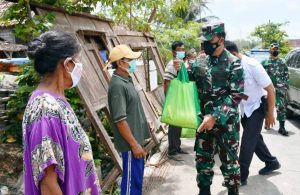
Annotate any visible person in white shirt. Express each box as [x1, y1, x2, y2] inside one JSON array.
[[163, 41, 188, 157], [225, 41, 281, 186]]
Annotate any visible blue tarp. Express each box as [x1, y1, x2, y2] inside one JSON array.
[[99, 50, 108, 63], [0, 58, 31, 65]]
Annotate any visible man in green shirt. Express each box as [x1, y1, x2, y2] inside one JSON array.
[[106, 44, 151, 195]]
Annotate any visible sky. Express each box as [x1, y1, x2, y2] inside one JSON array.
[[202, 0, 300, 40]]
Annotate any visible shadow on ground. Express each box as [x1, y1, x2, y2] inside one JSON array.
[[288, 115, 300, 129], [262, 128, 296, 136]]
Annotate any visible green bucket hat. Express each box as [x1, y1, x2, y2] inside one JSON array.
[[200, 22, 225, 41]]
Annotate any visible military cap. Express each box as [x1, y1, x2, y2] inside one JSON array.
[[200, 22, 225, 41], [270, 43, 279, 49]]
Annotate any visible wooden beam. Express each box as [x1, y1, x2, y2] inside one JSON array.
[[3, 51, 12, 58], [129, 42, 157, 48], [89, 38, 111, 82], [100, 166, 121, 191], [77, 29, 114, 36], [114, 30, 144, 37], [76, 92, 122, 171]]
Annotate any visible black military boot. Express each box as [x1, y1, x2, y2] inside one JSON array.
[[199, 186, 211, 195], [228, 187, 239, 195], [278, 121, 288, 136]]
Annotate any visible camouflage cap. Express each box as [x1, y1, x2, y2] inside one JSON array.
[[270, 43, 279, 49], [200, 22, 225, 41]]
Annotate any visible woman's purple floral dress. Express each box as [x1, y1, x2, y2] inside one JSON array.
[[23, 90, 101, 194]]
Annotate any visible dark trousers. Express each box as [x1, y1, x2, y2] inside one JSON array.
[[239, 98, 277, 181], [168, 125, 182, 153]]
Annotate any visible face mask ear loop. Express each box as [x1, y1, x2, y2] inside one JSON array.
[[64, 57, 73, 73]]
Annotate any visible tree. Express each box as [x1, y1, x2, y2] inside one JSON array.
[[233, 38, 260, 53], [251, 21, 291, 55], [154, 21, 201, 62], [95, 0, 208, 62], [183, 0, 211, 22]]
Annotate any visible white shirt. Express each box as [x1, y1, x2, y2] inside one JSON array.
[[163, 60, 189, 80], [240, 54, 272, 117]]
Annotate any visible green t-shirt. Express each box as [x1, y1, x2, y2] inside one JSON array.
[[108, 71, 150, 152]]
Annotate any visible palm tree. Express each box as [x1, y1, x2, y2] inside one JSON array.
[[184, 0, 212, 22]]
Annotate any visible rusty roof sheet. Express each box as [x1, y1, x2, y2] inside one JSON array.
[[0, 41, 27, 52]]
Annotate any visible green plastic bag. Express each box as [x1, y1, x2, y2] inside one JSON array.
[[161, 63, 201, 129], [181, 128, 196, 138]]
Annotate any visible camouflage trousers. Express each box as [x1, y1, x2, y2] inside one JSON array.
[[194, 122, 240, 189], [276, 89, 288, 121]]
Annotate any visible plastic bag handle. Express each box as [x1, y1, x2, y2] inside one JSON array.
[[177, 62, 189, 82]]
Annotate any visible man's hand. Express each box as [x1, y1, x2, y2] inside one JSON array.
[[131, 144, 146, 159], [148, 120, 154, 132], [197, 114, 216, 132], [173, 58, 181, 71], [265, 113, 275, 129], [40, 165, 63, 195]]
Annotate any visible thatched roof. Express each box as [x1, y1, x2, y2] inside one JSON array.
[[0, 41, 27, 52]]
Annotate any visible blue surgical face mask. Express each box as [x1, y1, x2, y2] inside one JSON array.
[[120, 59, 137, 73], [128, 60, 137, 73], [176, 51, 185, 59]]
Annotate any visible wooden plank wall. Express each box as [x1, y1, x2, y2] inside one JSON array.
[[34, 4, 167, 191]]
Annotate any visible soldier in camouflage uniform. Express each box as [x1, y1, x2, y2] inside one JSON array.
[[190, 23, 244, 195], [261, 43, 290, 136]]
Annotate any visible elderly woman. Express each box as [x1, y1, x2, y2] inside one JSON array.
[[23, 31, 101, 194]]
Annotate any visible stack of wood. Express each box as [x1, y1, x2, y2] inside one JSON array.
[[0, 89, 14, 130], [0, 74, 17, 135], [0, 41, 27, 59]]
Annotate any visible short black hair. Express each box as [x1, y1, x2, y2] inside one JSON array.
[[217, 32, 226, 39], [225, 41, 239, 53], [171, 41, 184, 51], [111, 61, 118, 69], [27, 31, 81, 75], [111, 57, 125, 69]]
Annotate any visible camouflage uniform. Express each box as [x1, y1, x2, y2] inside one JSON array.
[[190, 23, 245, 191], [262, 56, 289, 122]]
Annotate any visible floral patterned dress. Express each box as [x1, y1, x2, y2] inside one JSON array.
[[23, 89, 101, 195]]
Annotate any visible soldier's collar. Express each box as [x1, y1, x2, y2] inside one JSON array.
[[210, 50, 227, 64]]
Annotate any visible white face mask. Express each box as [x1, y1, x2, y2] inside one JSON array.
[[65, 60, 83, 88]]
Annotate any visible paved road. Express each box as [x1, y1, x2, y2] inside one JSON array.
[[144, 116, 300, 195]]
